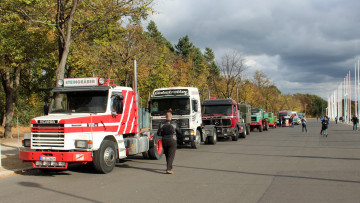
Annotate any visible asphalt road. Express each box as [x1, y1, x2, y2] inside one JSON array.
[[1, 119, 360, 203]]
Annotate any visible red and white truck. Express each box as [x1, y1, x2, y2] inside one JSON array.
[[20, 77, 163, 173], [202, 98, 246, 141]]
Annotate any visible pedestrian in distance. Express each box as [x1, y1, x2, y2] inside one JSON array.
[[301, 116, 307, 133], [289, 117, 293, 128], [351, 114, 358, 131], [335, 116, 338, 124], [157, 110, 183, 174], [279, 118, 282, 127], [321, 116, 329, 137]]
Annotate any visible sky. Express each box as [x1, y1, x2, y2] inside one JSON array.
[[147, 0, 360, 99]]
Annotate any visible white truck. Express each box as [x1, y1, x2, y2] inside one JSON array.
[[149, 87, 216, 148]]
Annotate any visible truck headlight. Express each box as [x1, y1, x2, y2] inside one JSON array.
[[75, 140, 90, 148], [22, 139, 31, 147], [183, 131, 190, 136]]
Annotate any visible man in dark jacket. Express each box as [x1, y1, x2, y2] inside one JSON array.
[[157, 111, 183, 174], [352, 115, 358, 131]]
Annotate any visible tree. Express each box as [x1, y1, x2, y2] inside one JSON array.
[[0, 0, 55, 137], [216, 50, 248, 98], [146, 20, 174, 51], [175, 35, 194, 60]]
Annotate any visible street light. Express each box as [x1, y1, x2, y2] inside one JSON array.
[[305, 104, 307, 117]]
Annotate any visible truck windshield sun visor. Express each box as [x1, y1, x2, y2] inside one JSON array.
[[51, 86, 110, 93]]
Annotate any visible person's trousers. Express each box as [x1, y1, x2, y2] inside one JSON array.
[[302, 124, 307, 133], [353, 123, 358, 131], [162, 137, 177, 171]]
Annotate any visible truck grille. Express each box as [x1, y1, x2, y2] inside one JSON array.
[[31, 124, 65, 148], [203, 119, 231, 126], [152, 119, 189, 130]]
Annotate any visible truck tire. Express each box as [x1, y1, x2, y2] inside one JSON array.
[[207, 129, 217, 145], [232, 128, 239, 141], [148, 135, 163, 160], [239, 126, 246, 138], [93, 140, 117, 174], [246, 125, 250, 135], [191, 130, 201, 148]]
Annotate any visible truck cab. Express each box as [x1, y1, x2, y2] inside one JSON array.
[[202, 98, 245, 141], [265, 112, 277, 128], [238, 103, 251, 136], [149, 87, 216, 148], [250, 108, 267, 132]]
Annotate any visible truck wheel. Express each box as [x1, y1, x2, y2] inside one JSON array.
[[232, 128, 239, 141], [93, 140, 117, 174], [191, 130, 201, 148], [148, 135, 163, 160], [246, 125, 250, 135], [207, 129, 217, 145], [240, 126, 246, 138]]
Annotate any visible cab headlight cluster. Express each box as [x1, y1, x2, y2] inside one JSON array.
[[75, 140, 93, 149], [22, 139, 31, 147], [183, 130, 190, 136]]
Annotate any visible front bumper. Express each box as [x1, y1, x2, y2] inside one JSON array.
[[215, 127, 235, 137], [178, 135, 195, 144], [20, 150, 93, 169]]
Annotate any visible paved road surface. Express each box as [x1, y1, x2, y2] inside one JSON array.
[[1, 119, 360, 203]]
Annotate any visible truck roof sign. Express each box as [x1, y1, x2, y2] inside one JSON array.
[[153, 89, 189, 97], [64, 77, 98, 87]]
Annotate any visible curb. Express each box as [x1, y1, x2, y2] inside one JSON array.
[[0, 167, 33, 178]]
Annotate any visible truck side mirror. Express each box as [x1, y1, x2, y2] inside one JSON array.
[[148, 101, 151, 113]]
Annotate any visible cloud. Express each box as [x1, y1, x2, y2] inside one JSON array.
[[149, 0, 360, 99]]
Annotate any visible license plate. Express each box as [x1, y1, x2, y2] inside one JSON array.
[[184, 137, 189, 140], [40, 156, 56, 161]]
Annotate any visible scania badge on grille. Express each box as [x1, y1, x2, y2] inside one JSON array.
[[38, 120, 58, 124]]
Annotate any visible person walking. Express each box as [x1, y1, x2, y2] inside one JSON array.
[[335, 116, 338, 124], [157, 111, 182, 174], [289, 117, 293, 128], [301, 116, 307, 133], [351, 114, 358, 131], [321, 116, 329, 137], [279, 118, 282, 127]]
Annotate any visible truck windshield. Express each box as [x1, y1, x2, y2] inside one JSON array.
[[151, 98, 190, 115], [251, 109, 261, 115], [203, 105, 232, 115], [49, 91, 108, 113]]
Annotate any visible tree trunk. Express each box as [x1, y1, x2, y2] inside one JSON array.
[[2, 67, 20, 138]]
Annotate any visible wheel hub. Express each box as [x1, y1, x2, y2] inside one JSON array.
[[104, 147, 115, 167]]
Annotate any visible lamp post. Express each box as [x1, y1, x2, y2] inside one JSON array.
[[305, 104, 307, 117]]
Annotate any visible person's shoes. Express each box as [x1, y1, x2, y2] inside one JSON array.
[[326, 134, 328, 137], [166, 170, 174, 174]]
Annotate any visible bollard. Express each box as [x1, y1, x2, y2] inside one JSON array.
[[17, 115, 20, 148]]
